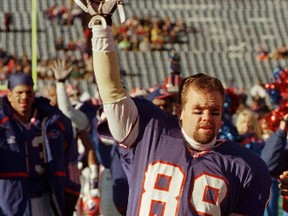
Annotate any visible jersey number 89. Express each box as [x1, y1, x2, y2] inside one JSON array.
[[138, 161, 228, 216]]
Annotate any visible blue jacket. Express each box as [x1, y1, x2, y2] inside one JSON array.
[[261, 129, 288, 177], [0, 96, 80, 215]]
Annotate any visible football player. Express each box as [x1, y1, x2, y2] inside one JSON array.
[[76, 0, 271, 215], [49, 60, 100, 215], [0, 73, 80, 215]]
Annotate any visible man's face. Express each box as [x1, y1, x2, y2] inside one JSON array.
[[48, 86, 57, 106], [180, 88, 223, 144], [8, 84, 35, 117]]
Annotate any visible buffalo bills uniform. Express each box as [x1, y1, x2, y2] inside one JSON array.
[[0, 96, 80, 215], [81, 2, 271, 214], [98, 98, 271, 216]]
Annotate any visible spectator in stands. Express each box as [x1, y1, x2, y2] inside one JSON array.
[[271, 45, 288, 60], [130, 35, 139, 51], [61, 10, 73, 25], [2, 12, 12, 32], [0, 60, 5, 80], [146, 87, 177, 116], [44, 4, 57, 21], [235, 109, 263, 147], [55, 36, 65, 51], [82, 52, 93, 73], [138, 36, 151, 52], [0, 47, 10, 65], [169, 49, 181, 75], [36, 59, 50, 80], [150, 22, 164, 50], [236, 107, 288, 215], [250, 82, 271, 118], [135, 24, 148, 38], [174, 18, 187, 35], [257, 47, 270, 60], [118, 35, 131, 51], [70, 3, 83, 19], [6, 56, 22, 74], [237, 87, 249, 112]]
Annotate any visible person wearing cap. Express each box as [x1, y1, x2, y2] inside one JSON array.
[[0, 72, 80, 215], [146, 87, 177, 116], [78, 1, 271, 215]]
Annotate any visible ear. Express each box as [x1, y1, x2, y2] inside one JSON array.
[[7, 91, 12, 102], [176, 104, 182, 120]]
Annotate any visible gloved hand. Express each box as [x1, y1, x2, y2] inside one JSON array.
[[50, 59, 72, 82], [74, 0, 125, 28]]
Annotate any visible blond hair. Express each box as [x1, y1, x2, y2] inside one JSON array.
[[236, 108, 262, 140]]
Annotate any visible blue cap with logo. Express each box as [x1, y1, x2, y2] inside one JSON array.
[[7, 73, 34, 90]]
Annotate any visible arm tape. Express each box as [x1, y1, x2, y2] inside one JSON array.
[[93, 51, 127, 103]]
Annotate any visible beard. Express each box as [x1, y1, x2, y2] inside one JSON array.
[[193, 126, 216, 144]]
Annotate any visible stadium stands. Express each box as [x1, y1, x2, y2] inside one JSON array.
[[0, 0, 287, 92]]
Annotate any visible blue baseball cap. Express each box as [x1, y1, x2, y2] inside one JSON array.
[[7, 73, 34, 90], [146, 87, 175, 101]]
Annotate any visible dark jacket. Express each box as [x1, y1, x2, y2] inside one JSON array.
[[0, 96, 80, 215], [261, 129, 288, 177]]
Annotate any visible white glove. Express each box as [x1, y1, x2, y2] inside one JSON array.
[[74, 0, 125, 29]]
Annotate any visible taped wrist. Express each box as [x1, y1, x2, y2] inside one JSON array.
[[94, 14, 112, 26], [92, 25, 114, 52], [93, 51, 127, 103]]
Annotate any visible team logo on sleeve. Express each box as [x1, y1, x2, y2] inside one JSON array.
[[69, 162, 81, 184], [47, 130, 61, 139], [7, 135, 16, 144]]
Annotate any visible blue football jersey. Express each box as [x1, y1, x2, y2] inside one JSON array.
[[99, 98, 271, 216]]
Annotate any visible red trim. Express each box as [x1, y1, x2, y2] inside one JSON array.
[[0, 116, 9, 125], [56, 120, 65, 130], [65, 188, 80, 195], [0, 172, 29, 177], [54, 171, 66, 176], [64, 141, 68, 150]]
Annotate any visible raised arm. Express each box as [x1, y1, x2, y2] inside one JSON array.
[[50, 60, 99, 191], [78, 0, 139, 146], [50, 60, 90, 131]]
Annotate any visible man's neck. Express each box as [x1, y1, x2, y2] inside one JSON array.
[[13, 108, 35, 125], [181, 128, 216, 151]]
